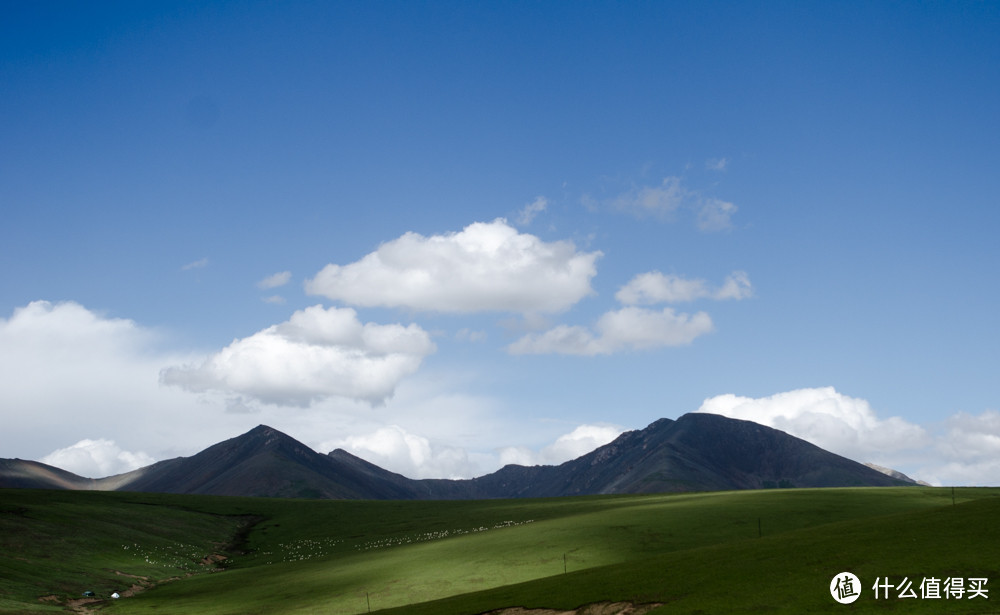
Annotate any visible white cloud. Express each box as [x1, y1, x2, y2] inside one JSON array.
[[160, 305, 435, 406], [333, 425, 476, 479], [261, 295, 286, 304], [305, 219, 601, 314], [697, 387, 930, 469], [0, 300, 220, 463], [41, 439, 155, 478], [181, 257, 209, 270], [499, 424, 623, 466], [612, 177, 686, 219], [616, 270, 752, 305], [919, 411, 1000, 486], [516, 196, 548, 226], [257, 271, 292, 289], [508, 306, 713, 355], [696, 198, 737, 232]]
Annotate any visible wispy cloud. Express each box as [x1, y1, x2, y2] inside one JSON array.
[[616, 271, 752, 305], [507, 306, 713, 355], [706, 157, 729, 171], [604, 175, 738, 232], [611, 177, 686, 220], [257, 271, 292, 289], [181, 257, 209, 271], [516, 196, 548, 226], [696, 198, 737, 232]]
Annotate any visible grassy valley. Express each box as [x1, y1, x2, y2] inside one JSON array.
[[1, 487, 998, 614]]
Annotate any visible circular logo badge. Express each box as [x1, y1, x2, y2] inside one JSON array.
[[830, 572, 862, 604]]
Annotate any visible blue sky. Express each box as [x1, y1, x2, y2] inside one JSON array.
[[2, 1, 999, 485]]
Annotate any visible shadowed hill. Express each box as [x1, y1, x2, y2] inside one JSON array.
[[1, 414, 913, 498], [120, 425, 420, 499]]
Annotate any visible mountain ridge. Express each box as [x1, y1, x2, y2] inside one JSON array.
[[0, 413, 915, 498]]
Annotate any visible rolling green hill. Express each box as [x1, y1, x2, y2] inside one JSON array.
[[2, 487, 998, 614]]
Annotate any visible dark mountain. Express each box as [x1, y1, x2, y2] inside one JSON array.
[[1, 414, 912, 498], [408, 413, 908, 498], [120, 425, 421, 499]]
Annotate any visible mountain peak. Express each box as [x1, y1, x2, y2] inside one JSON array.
[[246, 424, 281, 436], [237, 425, 300, 448]]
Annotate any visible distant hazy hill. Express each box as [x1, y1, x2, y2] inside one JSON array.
[[0, 413, 913, 498]]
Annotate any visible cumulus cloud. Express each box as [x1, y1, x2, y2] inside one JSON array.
[[41, 439, 155, 478], [498, 424, 623, 466], [160, 305, 435, 406], [508, 306, 713, 355], [257, 271, 291, 289], [333, 425, 476, 479], [516, 196, 548, 226], [920, 411, 1000, 486], [616, 270, 752, 305], [305, 219, 601, 314], [0, 300, 220, 463], [0, 301, 161, 415], [1, 301, 153, 358], [697, 387, 930, 466]]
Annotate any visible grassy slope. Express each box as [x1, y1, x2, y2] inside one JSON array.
[[385, 489, 1000, 614], [2, 487, 998, 614], [0, 490, 252, 614]]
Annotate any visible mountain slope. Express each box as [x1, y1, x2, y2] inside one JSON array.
[[1, 414, 911, 498], [415, 413, 907, 498], [0, 458, 97, 490], [121, 425, 422, 499]]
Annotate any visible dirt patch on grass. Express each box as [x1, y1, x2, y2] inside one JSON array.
[[201, 553, 229, 566], [38, 594, 100, 615], [483, 601, 662, 615], [64, 597, 101, 615]]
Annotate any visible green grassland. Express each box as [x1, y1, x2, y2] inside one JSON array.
[[2, 487, 998, 614]]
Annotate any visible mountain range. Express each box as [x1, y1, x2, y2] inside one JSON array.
[[0, 413, 915, 498]]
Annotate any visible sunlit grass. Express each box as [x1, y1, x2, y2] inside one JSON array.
[[2, 487, 996, 614]]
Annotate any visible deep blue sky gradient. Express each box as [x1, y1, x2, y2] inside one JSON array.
[[2, 1, 998, 482]]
